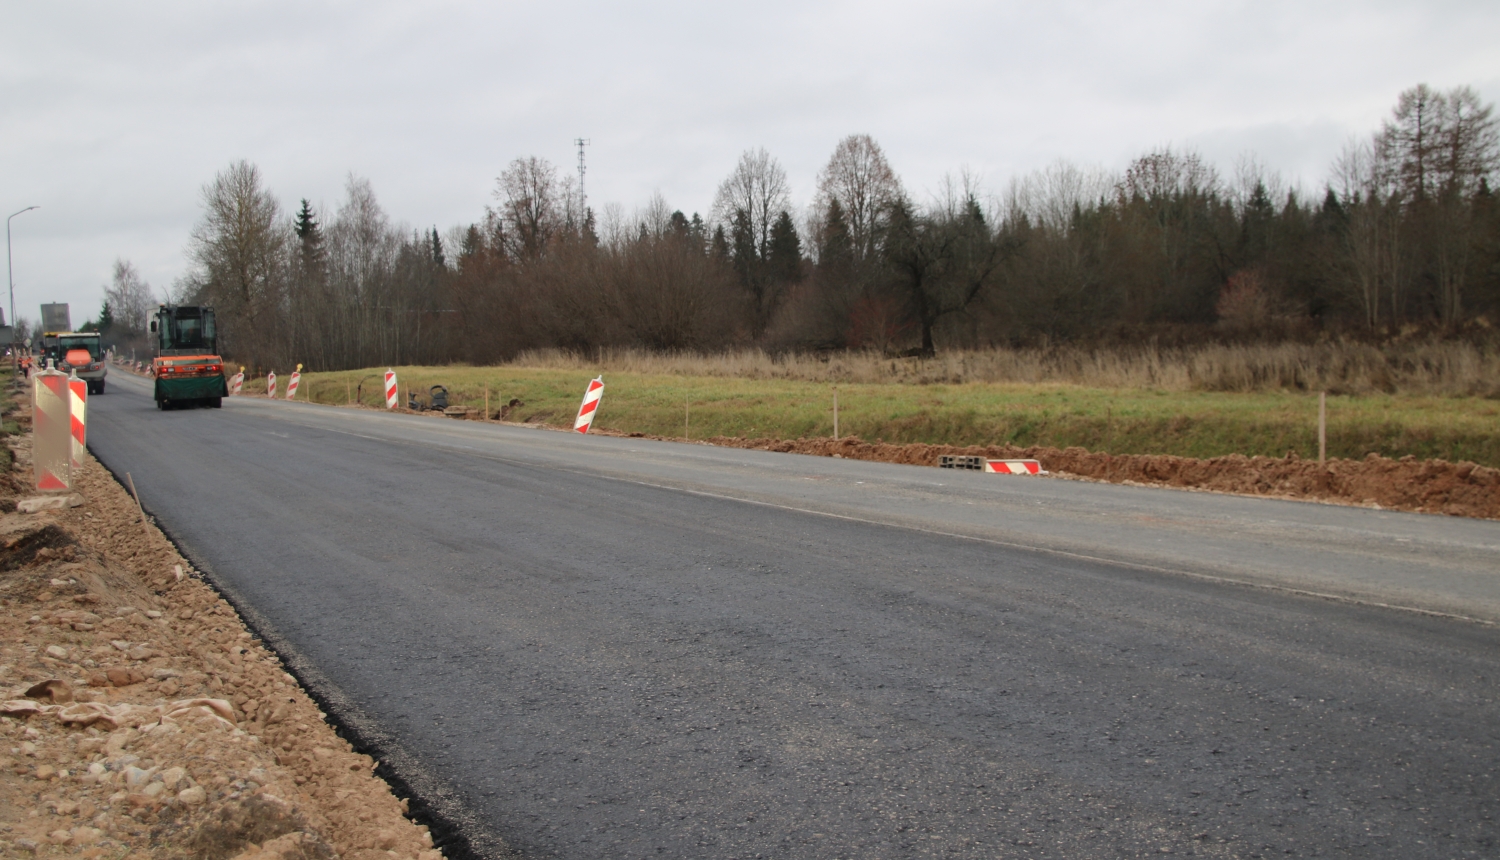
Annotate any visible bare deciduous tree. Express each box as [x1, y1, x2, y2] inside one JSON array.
[[497, 157, 564, 260], [711, 147, 790, 258], [183, 160, 288, 367], [103, 259, 157, 343], [1119, 147, 1220, 202], [815, 134, 902, 261], [1003, 159, 1113, 233]]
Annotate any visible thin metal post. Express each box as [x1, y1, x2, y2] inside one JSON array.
[[7, 206, 40, 373], [1318, 391, 1327, 466]]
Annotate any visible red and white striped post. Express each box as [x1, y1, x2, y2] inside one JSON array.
[[266, 371, 278, 399], [68, 371, 87, 473], [286, 363, 302, 400], [384, 369, 398, 409], [573, 376, 604, 434], [230, 367, 244, 395], [31, 366, 71, 491]]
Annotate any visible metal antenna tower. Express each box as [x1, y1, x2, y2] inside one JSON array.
[[574, 138, 591, 212]]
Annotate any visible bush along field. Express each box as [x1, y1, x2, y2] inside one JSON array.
[[280, 364, 1500, 470]]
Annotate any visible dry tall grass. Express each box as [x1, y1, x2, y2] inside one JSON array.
[[506, 340, 1500, 395]]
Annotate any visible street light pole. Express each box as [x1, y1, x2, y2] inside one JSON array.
[[7, 205, 40, 357], [6, 205, 39, 373]]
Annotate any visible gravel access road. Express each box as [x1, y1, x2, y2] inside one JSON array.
[[88, 371, 1500, 859]]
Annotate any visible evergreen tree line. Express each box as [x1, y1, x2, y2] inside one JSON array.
[[156, 83, 1500, 371]]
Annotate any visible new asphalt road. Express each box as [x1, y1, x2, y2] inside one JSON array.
[[88, 371, 1500, 859]]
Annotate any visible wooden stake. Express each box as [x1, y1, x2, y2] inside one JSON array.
[[685, 394, 690, 440], [833, 387, 839, 440], [126, 472, 151, 538], [1318, 391, 1327, 466], [484, 384, 490, 420]]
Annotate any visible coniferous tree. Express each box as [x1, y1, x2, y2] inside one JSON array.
[[768, 211, 803, 286], [710, 225, 730, 263], [819, 199, 854, 269], [294, 199, 324, 271]]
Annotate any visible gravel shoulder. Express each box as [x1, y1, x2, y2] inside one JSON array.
[[0, 383, 449, 859]]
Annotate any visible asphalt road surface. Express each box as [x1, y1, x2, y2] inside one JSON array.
[[87, 371, 1500, 859]]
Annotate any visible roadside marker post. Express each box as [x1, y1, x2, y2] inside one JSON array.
[[267, 372, 277, 399], [573, 376, 604, 434], [1318, 391, 1327, 466], [68, 371, 87, 473], [31, 365, 71, 491], [384, 370, 398, 409], [230, 367, 245, 396], [286, 364, 302, 400]]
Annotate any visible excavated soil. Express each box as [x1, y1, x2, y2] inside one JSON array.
[[686, 436, 1500, 520], [0, 387, 446, 859]]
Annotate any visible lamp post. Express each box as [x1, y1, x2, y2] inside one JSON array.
[[7, 205, 40, 368]]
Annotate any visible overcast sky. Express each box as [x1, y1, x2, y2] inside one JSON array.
[[2, 0, 1497, 328]]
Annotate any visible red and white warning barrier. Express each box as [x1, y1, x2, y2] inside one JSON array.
[[31, 367, 71, 491], [68, 372, 87, 473], [985, 459, 1045, 475], [573, 376, 604, 434], [230, 370, 244, 395], [286, 364, 302, 400], [384, 369, 398, 409], [267, 371, 277, 399]]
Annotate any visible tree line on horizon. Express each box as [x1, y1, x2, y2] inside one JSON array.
[[96, 83, 1500, 371]]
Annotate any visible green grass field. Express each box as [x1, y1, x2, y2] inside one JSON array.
[[288, 365, 1500, 467]]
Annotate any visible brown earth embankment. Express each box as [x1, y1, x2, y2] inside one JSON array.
[[694, 435, 1500, 520]]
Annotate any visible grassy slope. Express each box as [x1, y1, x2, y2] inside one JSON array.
[[292, 366, 1500, 467]]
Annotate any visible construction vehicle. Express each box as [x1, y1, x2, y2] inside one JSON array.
[[39, 331, 108, 393], [149, 304, 227, 409]]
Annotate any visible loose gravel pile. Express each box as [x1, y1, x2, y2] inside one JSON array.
[[0, 388, 445, 859]]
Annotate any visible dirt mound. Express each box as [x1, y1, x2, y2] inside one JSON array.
[[0, 387, 446, 859], [699, 435, 1500, 520]]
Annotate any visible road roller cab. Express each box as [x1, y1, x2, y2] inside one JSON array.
[[150, 304, 228, 410]]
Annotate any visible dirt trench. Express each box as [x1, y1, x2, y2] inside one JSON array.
[[0, 387, 455, 859], [683, 435, 1500, 520]]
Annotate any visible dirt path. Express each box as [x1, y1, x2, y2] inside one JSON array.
[[0, 385, 449, 859]]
